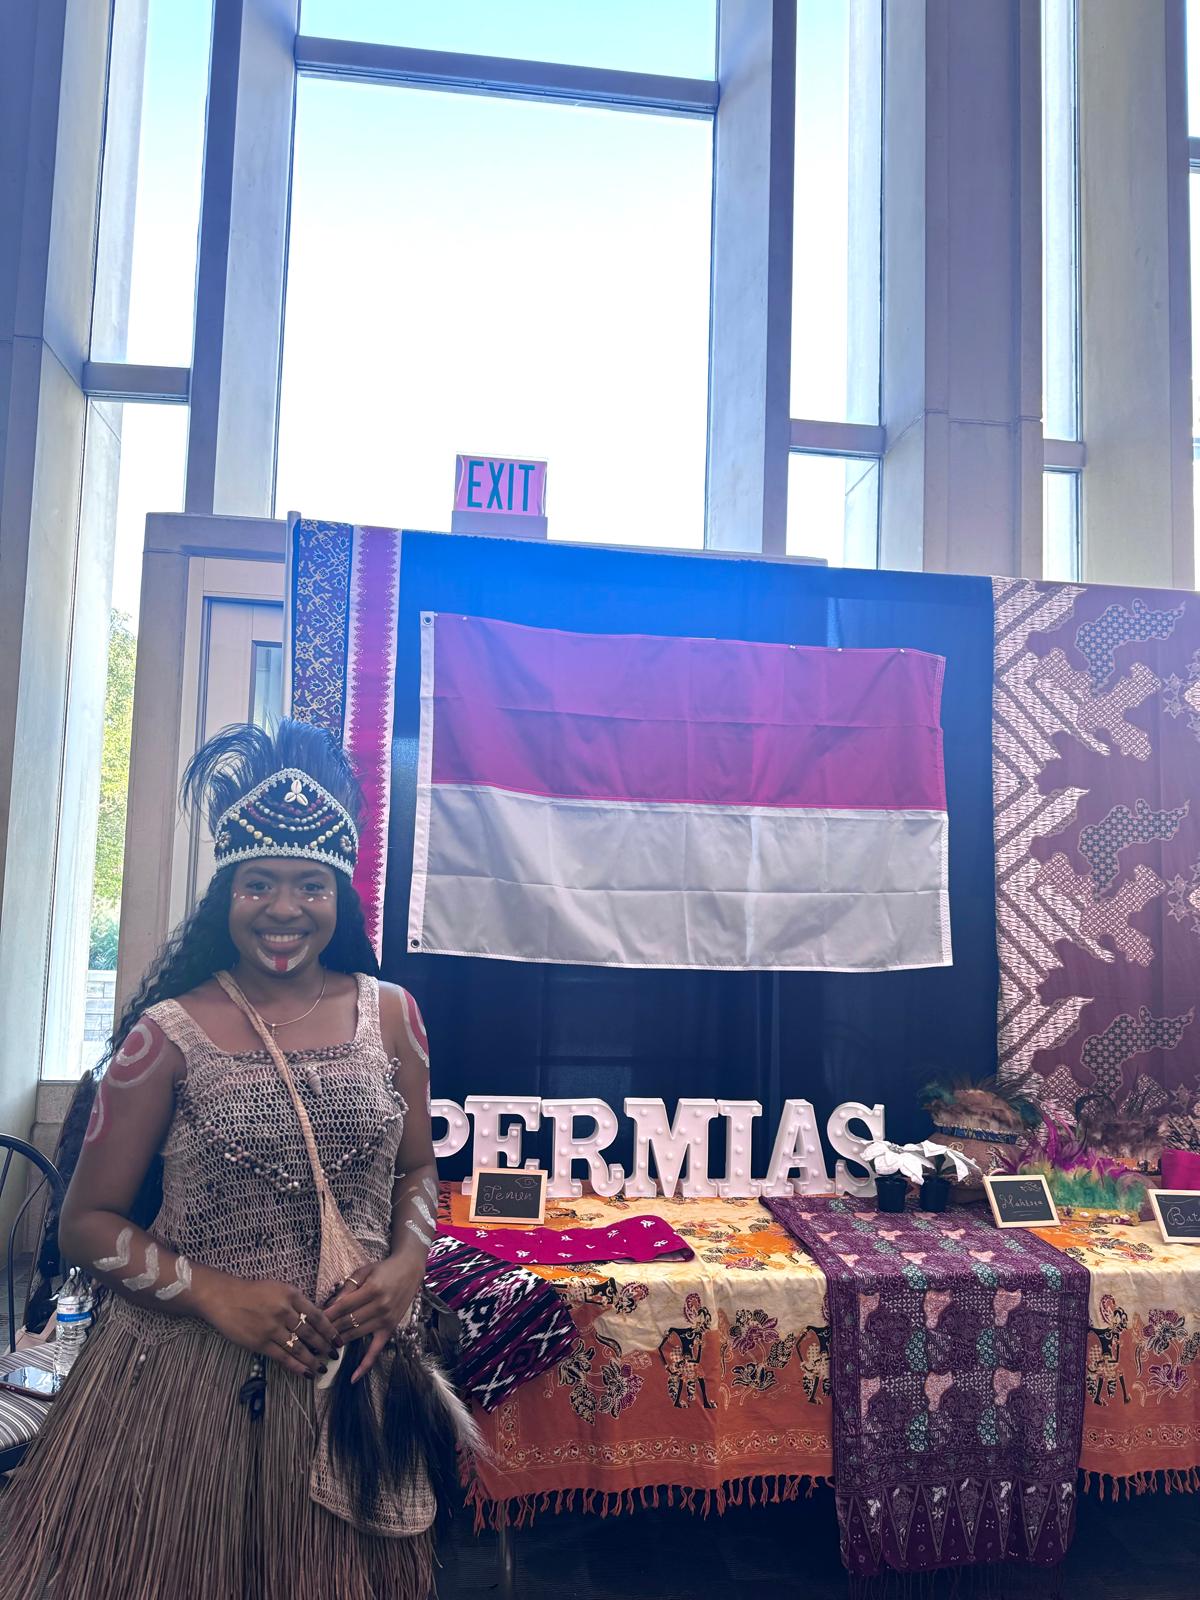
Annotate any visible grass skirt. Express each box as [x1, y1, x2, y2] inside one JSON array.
[[0, 1308, 434, 1600]]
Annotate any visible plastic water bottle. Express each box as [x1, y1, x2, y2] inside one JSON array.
[[54, 1269, 93, 1380]]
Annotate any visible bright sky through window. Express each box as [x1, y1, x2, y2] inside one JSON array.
[[300, 0, 717, 78], [276, 81, 713, 547], [92, 0, 211, 365]]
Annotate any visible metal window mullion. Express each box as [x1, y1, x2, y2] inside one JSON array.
[[789, 420, 886, 458], [1042, 437, 1086, 470], [82, 362, 190, 402], [1168, 2, 1195, 587], [294, 36, 719, 116], [187, 0, 300, 520]]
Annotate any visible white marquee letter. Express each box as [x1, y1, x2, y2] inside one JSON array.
[[541, 1099, 624, 1199], [462, 1096, 542, 1195], [717, 1100, 762, 1198], [623, 1098, 719, 1199], [430, 1099, 470, 1164], [827, 1100, 885, 1197], [759, 1099, 829, 1196]]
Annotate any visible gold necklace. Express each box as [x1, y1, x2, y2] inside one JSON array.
[[259, 971, 328, 1036]]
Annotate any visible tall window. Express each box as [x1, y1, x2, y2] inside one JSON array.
[[47, 405, 190, 1076], [277, 82, 713, 548], [43, 1, 211, 1077], [1042, 0, 1083, 581], [787, 0, 883, 568]]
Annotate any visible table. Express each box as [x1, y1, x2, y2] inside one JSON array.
[[451, 1191, 1200, 1529]]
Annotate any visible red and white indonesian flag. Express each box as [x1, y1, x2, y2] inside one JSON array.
[[409, 615, 950, 971]]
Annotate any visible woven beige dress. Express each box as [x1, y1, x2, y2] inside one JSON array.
[[0, 974, 436, 1600]]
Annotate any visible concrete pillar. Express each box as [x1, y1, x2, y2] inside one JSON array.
[[0, 0, 110, 1172], [1076, 0, 1193, 589], [706, 0, 796, 555], [880, 0, 1043, 578], [185, 0, 300, 518]]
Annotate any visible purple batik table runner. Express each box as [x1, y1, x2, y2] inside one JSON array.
[[765, 1197, 1089, 1579]]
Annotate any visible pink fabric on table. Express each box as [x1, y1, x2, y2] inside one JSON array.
[[439, 1215, 695, 1266], [1160, 1149, 1200, 1188]]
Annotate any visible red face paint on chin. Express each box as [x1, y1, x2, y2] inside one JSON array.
[[254, 945, 307, 975]]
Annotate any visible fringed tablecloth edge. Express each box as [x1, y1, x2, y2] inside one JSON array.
[[1080, 1465, 1200, 1500], [463, 1471, 832, 1533]]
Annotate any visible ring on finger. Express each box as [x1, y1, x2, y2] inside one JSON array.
[[348, 1312, 360, 1330], [285, 1332, 299, 1350], [293, 1311, 308, 1332]]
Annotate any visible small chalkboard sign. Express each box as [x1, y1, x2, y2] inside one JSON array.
[[1148, 1189, 1200, 1245], [983, 1173, 1059, 1229], [468, 1167, 548, 1226]]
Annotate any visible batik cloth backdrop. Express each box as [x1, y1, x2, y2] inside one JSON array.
[[763, 1196, 1091, 1579], [994, 578, 1200, 1114], [410, 613, 950, 972], [287, 516, 401, 955]]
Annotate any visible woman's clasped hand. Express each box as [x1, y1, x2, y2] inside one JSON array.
[[198, 1275, 339, 1379]]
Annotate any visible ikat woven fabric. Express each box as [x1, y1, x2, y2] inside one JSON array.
[[764, 1196, 1090, 1579], [288, 516, 400, 956], [423, 1236, 578, 1412], [993, 578, 1200, 1117]]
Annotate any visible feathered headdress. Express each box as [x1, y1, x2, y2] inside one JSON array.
[[182, 720, 361, 877]]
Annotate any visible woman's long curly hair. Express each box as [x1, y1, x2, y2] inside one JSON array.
[[28, 722, 379, 1325]]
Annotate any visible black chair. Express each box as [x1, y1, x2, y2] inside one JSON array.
[[0, 1135, 65, 1474]]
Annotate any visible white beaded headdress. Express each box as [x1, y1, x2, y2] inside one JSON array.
[[183, 721, 363, 882], [214, 767, 359, 877]]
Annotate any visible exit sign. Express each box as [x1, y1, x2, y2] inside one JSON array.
[[455, 454, 547, 517]]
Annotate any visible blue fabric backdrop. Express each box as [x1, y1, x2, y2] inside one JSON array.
[[381, 533, 998, 1180]]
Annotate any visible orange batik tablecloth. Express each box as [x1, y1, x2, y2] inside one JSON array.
[[444, 1191, 834, 1528], [1031, 1215, 1200, 1496], [444, 1191, 1200, 1527]]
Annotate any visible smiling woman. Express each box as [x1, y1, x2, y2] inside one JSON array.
[[229, 861, 340, 977], [1, 721, 472, 1600]]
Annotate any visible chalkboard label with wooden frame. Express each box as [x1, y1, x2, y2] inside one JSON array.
[[983, 1173, 1059, 1228], [468, 1167, 548, 1225], [1148, 1189, 1200, 1245]]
